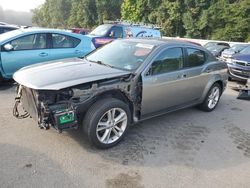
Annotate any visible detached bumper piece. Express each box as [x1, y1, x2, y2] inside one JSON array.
[[237, 79, 250, 101]]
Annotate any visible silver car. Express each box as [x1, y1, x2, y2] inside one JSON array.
[[13, 39, 228, 148]]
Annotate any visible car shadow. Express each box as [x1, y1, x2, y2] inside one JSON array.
[[68, 91, 250, 169], [0, 80, 16, 91]]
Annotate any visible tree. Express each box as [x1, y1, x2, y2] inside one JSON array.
[[96, 0, 123, 24], [32, 0, 250, 42]]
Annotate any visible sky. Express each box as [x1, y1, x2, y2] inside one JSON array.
[[0, 0, 45, 12]]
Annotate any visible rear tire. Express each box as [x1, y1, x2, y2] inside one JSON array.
[[82, 98, 131, 149], [199, 83, 221, 112]]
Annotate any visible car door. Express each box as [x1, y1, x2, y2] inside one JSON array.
[[1, 33, 49, 77], [182, 47, 210, 100], [141, 47, 190, 116], [48, 33, 83, 61]]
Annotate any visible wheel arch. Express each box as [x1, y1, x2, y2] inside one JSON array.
[[77, 89, 135, 124], [200, 75, 225, 103]]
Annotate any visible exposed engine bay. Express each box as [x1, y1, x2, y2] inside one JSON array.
[[13, 74, 142, 132]]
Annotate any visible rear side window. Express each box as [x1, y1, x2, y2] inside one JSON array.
[[186, 48, 206, 67], [151, 47, 184, 75], [52, 33, 80, 48], [9, 34, 47, 50]]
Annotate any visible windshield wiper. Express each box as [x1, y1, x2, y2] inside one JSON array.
[[85, 58, 115, 68]]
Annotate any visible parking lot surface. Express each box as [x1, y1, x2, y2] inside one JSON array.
[[0, 81, 250, 188]]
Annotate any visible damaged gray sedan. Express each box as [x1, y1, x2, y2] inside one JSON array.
[[13, 39, 228, 148]]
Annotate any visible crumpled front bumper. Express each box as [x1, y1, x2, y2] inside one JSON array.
[[14, 85, 78, 132]]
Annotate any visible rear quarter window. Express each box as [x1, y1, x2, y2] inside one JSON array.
[[186, 48, 206, 67]]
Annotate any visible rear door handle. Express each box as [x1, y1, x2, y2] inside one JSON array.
[[39, 52, 48, 57]]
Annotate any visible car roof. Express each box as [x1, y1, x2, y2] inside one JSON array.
[[122, 38, 201, 48], [0, 27, 82, 43], [0, 25, 19, 29]]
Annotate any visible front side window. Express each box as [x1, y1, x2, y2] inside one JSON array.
[[9, 34, 47, 51], [52, 33, 80, 48], [109, 26, 123, 38], [86, 40, 154, 71], [186, 48, 206, 67], [150, 48, 184, 75]]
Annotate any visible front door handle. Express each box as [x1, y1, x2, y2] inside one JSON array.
[[205, 69, 212, 73], [75, 50, 82, 54], [39, 52, 48, 57], [177, 74, 187, 79]]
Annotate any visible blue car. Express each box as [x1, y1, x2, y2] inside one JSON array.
[[0, 28, 94, 82], [226, 45, 250, 81]]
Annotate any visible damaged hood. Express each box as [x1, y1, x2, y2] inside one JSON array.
[[13, 58, 130, 90]]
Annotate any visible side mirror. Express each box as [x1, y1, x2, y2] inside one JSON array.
[[4, 43, 14, 51], [109, 31, 115, 38]]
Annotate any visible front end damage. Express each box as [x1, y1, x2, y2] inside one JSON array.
[[13, 74, 141, 132]]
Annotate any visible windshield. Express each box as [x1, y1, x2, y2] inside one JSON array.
[[204, 42, 217, 48], [89, 24, 112, 36], [230, 44, 249, 52], [207, 45, 226, 52], [239, 45, 250, 55], [86, 40, 155, 71]]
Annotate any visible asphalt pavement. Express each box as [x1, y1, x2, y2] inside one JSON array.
[[0, 81, 250, 188]]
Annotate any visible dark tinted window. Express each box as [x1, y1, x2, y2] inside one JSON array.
[[9, 34, 47, 50], [186, 48, 206, 67], [52, 33, 80, 48], [109, 26, 123, 38], [151, 48, 183, 75], [3, 28, 15, 33]]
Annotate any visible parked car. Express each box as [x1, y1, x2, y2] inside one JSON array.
[[71, 28, 90, 35], [0, 28, 94, 83], [204, 42, 230, 48], [206, 44, 230, 57], [220, 43, 250, 61], [226, 45, 250, 81], [0, 24, 19, 34], [0, 22, 8, 25], [87, 21, 161, 49], [13, 39, 228, 148]]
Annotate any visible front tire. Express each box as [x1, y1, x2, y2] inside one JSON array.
[[83, 98, 131, 149], [0, 73, 3, 84], [199, 83, 221, 112]]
